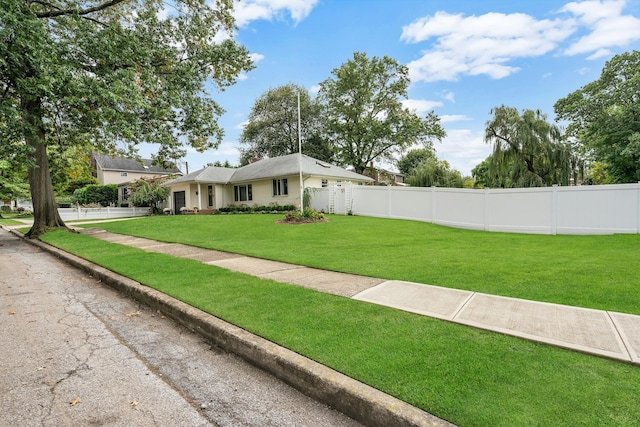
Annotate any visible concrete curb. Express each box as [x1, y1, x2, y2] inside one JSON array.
[[12, 229, 453, 427]]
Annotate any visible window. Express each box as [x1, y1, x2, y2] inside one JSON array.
[[120, 172, 128, 177], [336, 180, 342, 187], [321, 179, 328, 188], [122, 188, 128, 200], [234, 184, 252, 202], [272, 179, 288, 196]]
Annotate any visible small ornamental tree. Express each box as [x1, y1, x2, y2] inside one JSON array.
[[127, 177, 170, 214]]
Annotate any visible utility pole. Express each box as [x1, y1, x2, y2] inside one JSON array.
[[298, 92, 304, 215]]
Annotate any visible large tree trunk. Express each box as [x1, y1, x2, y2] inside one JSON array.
[[23, 97, 66, 239]]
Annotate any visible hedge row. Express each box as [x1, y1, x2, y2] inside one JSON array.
[[216, 204, 296, 214]]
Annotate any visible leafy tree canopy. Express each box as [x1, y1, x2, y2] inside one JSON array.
[[397, 147, 436, 176], [405, 158, 464, 188], [127, 176, 170, 213], [318, 52, 445, 174], [0, 158, 30, 204], [554, 50, 640, 183], [239, 83, 332, 165], [484, 106, 575, 188], [0, 0, 253, 237]]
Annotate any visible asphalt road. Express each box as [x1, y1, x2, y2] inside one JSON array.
[[0, 228, 361, 427]]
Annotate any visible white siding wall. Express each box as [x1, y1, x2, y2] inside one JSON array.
[[101, 171, 168, 185]]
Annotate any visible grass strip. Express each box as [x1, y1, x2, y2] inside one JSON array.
[[42, 229, 640, 427], [0, 218, 25, 226], [85, 215, 640, 315]]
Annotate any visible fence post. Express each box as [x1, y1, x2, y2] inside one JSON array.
[[76, 206, 80, 220], [551, 185, 558, 235], [387, 186, 392, 218], [484, 188, 489, 231], [430, 186, 436, 224], [107, 206, 111, 218], [637, 182, 640, 234]]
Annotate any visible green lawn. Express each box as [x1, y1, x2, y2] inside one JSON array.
[[40, 229, 640, 426], [0, 218, 23, 226], [81, 214, 640, 315]]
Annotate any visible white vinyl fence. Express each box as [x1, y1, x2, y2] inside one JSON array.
[[58, 206, 151, 221], [310, 183, 640, 235]]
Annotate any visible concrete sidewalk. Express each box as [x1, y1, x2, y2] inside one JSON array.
[[77, 227, 639, 365]]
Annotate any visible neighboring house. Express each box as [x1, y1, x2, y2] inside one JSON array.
[[365, 167, 405, 186], [91, 153, 182, 205], [164, 153, 374, 214]]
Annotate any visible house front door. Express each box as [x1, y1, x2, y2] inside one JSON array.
[[173, 191, 186, 215], [207, 185, 214, 208]]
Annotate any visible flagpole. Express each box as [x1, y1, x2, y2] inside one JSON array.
[[298, 92, 304, 215]]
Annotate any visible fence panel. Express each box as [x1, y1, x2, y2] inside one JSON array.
[[556, 184, 640, 234], [433, 188, 485, 230], [352, 183, 640, 235], [485, 188, 554, 234], [58, 207, 150, 221]]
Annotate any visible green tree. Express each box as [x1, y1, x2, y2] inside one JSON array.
[[554, 51, 640, 183], [239, 83, 332, 164], [318, 52, 445, 174], [0, 159, 30, 216], [0, 0, 253, 238], [405, 158, 464, 188], [484, 106, 574, 187], [127, 177, 170, 214], [73, 184, 117, 207], [397, 147, 436, 176]]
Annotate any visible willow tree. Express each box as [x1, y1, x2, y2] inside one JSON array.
[[0, 0, 253, 238], [484, 106, 574, 188]]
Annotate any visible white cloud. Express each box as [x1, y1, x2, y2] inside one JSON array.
[[309, 85, 320, 94], [434, 129, 491, 175], [235, 120, 249, 130], [440, 115, 472, 123], [250, 53, 265, 62], [214, 141, 242, 156], [441, 91, 456, 103], [561, 0, 640, 56], [233, 0, 319, 27], [402, 99, 443, 115], [402, 11, 575, 82]]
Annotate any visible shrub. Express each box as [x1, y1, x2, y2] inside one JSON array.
[[1, 205, 11, 214], [281, 207, 325, 223], [216, 204, 296, 214], [73, 184, 118, 206]]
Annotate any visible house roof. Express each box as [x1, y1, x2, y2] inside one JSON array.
[[231, 154, 374, 183], [93, 153, 182, 175], [163, 153, 373, 186], [165, 166, 236, 185]]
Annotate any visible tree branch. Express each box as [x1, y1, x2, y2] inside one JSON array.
[[35, 0, 129, 18]]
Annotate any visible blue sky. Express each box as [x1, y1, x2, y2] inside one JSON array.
[[157, 0, 640, 175]]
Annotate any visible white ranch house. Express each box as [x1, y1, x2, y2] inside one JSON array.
[[164, 153, 373, 214]]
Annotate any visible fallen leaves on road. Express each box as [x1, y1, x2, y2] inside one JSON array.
[[9, 311, 16, 315], [69, 397, 81, 406], [125, 310, 141, 317], [130, 400, 139, 406]]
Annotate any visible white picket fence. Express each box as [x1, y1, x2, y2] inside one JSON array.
[[310, 183, 640, 235], [58, 206, 151, 221]]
